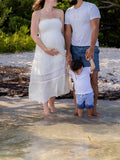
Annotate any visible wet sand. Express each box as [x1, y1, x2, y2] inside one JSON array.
[[0, 96, 120, 160]]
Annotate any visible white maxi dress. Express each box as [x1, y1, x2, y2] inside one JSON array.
[[29, 18, 70, 103]]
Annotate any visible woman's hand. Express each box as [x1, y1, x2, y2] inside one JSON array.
[[44, 48, 59, 56]]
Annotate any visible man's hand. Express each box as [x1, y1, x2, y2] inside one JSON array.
[[66, 51, 72, 65], [85, 46, 94, 60]]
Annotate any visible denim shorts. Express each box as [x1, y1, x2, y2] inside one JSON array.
[[71, 45, 100, 71], [76, 92, 94, 109]]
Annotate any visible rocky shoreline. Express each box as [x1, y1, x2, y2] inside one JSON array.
[[0, 65, 120, 100]]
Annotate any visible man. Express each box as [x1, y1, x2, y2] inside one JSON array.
[[65, 0, 101, 116]]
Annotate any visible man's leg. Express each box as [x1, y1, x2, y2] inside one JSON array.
[[90, 71, 101, 116]]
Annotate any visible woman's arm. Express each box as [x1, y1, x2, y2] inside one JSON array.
[[31, 11, 59, 56], [59, 10, 64, 36]]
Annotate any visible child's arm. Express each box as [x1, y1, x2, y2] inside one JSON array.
[[86, 56, 95, 72], [89, 58, 95, 72]]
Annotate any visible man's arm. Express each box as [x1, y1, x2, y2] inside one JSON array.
[[86, 18, 100, 59], [90, 18, 100, 48], [65, 24, 72, 64]]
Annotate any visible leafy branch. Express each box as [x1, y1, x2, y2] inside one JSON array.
[[99, 1, 120, 9]]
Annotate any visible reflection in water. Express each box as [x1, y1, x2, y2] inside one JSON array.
[[0, 97, 120, 160]]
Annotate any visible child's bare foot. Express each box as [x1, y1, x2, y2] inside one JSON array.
[[92, 112, 102, 117], [87, 108, 93, 118], [43, 103, 50, 115], [78, 109, 83, 117], [48, 104, 56, 113], [74, 109, 78, 116]]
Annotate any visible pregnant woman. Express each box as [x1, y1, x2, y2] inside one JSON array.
[[29, 0, 70, 115]]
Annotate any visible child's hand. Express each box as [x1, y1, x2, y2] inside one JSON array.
[[86, 55, 93, 61]]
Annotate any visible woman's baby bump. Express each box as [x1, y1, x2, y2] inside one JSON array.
[[40, 31, 65, 53]]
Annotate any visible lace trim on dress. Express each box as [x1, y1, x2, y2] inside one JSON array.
[[31, 66, 67, 82]]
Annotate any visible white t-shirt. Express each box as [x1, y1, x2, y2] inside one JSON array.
[[65, 1, 101, 46], [69, 67, 93, 94]]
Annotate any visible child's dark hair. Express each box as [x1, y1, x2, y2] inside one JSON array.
[[70, 59, 83, 71]]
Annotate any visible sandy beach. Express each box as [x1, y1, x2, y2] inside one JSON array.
[[0, 96, 120, 160], [0, 47, 120, 101], [0, 48, 120, 160]]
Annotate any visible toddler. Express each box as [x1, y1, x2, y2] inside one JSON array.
[[68, 58, 95, 117]]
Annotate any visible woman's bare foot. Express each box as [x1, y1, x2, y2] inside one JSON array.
[[43, 103, 50, 115], [48, 97, 56, 113], [44, 107, 50, 115], [48, 103, 56, 113]]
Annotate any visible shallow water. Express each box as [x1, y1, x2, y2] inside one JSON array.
[[0, 96, 120, 160]]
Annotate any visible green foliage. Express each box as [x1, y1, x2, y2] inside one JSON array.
[[0, 26, 35, 53], [0, 0, 120, 53], [86, 0, 120, 47], [8, 16, 30, 33], [57, 0, 70, 11], [99, 4, 120, 47], [0, 0, 34, 33], [0, 0, 35, 53], [0, 0, 12, 27], [17, 0, 34, 19]]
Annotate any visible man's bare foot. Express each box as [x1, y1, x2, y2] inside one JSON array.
[[78, 114, 83, 117], [92, 112, 102, 117], [88, 114, 93, 118], [48, 104, 56, 113], [74, 110, 78, 116]]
